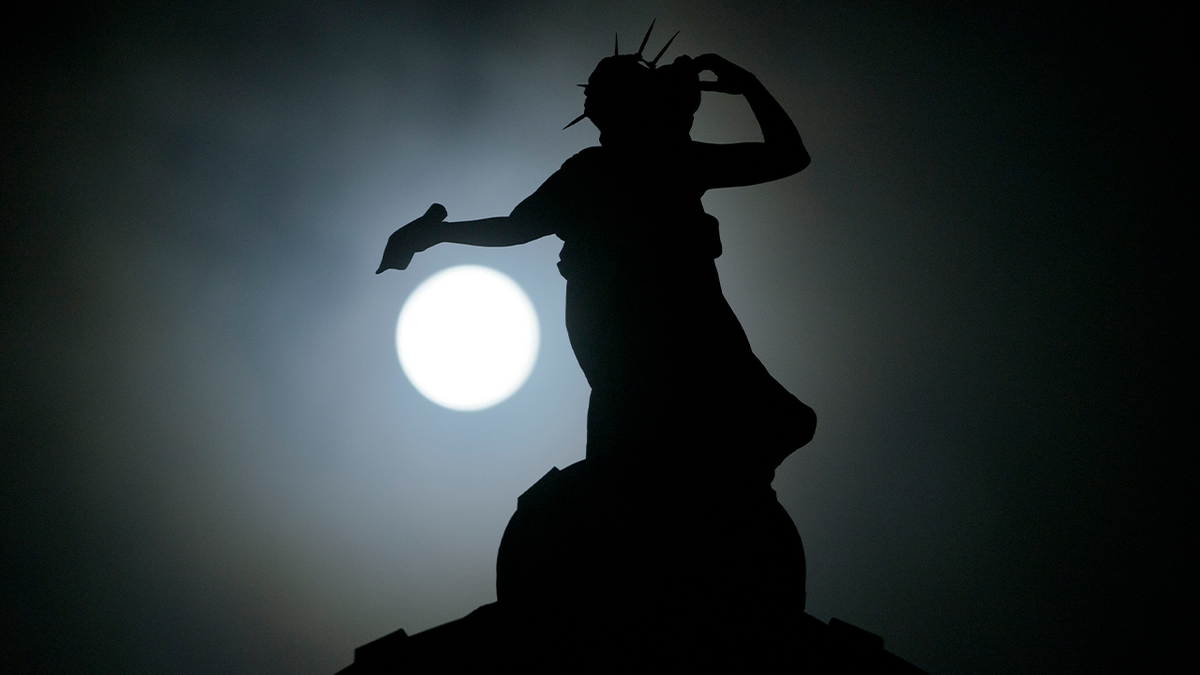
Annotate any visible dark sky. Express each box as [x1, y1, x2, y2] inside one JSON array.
[[1, 2, 1186, 673]]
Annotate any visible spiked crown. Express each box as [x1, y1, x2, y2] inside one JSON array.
[[565, 20, 700, 141]]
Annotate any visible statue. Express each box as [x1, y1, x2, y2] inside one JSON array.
[[348, 23, 864, 670], [377, 27, 816, 479]]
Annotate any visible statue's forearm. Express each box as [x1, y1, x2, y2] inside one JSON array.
[[434, 216, 552, 248], [436, 217, 514, 247], [743, 78, 809, 171]]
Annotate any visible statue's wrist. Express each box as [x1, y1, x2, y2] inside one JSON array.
[[415, 218, 441, 251]]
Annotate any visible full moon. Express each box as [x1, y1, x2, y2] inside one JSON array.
[[396, 265, 540, 411]]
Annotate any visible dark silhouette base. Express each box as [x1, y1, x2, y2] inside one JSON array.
[[336, 459, 927, 672], [342, 610, 925, 672]]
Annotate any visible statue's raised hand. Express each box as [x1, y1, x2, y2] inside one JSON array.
[[376, 203, 447, 274]]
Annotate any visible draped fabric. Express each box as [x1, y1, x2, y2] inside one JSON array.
[[511, 144, 815, 481]]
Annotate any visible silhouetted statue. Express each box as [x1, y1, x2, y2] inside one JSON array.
[[345, 23, 924, 673], [378, 34, 815, 477]]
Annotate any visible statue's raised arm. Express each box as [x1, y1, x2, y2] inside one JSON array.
[[690, 53, 810, 190]]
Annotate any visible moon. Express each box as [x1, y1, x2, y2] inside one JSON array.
[[396, 265, 540, 411]]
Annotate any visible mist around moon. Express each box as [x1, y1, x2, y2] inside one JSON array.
[[0, 4, 1182, 674]]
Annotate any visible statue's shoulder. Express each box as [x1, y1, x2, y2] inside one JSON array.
[[540, 146, 608, 193], [560, 145, 605, 171]]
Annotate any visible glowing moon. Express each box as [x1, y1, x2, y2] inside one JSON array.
[[396, 265, 539, 411]]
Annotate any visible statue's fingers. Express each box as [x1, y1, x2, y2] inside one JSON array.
[[377, 251, 412, 274], [377, 235, 405, 274], [376, 247, 395, 274]]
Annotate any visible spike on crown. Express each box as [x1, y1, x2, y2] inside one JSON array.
[[564, 20, 684, 130]]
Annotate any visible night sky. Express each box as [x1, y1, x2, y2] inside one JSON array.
[[1, 2, 1186, 673]]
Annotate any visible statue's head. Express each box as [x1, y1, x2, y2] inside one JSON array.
[[565, 22, 700, 147]]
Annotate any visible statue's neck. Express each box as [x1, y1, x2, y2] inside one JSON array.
[[599, 133, 691, 154]]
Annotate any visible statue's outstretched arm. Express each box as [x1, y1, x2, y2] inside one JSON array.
[[376, 205, 553, 273], [691, 53, 810, 189]]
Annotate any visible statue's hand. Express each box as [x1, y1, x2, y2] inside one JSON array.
[[376, 203, 447, 274]]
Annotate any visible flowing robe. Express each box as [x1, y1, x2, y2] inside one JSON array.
[[511, 144, 815, 483]]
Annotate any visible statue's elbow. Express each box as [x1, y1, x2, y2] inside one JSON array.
[[798, 403, 817, 448], [773, 149, 810, 179], [788, 149, 811, 176]]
